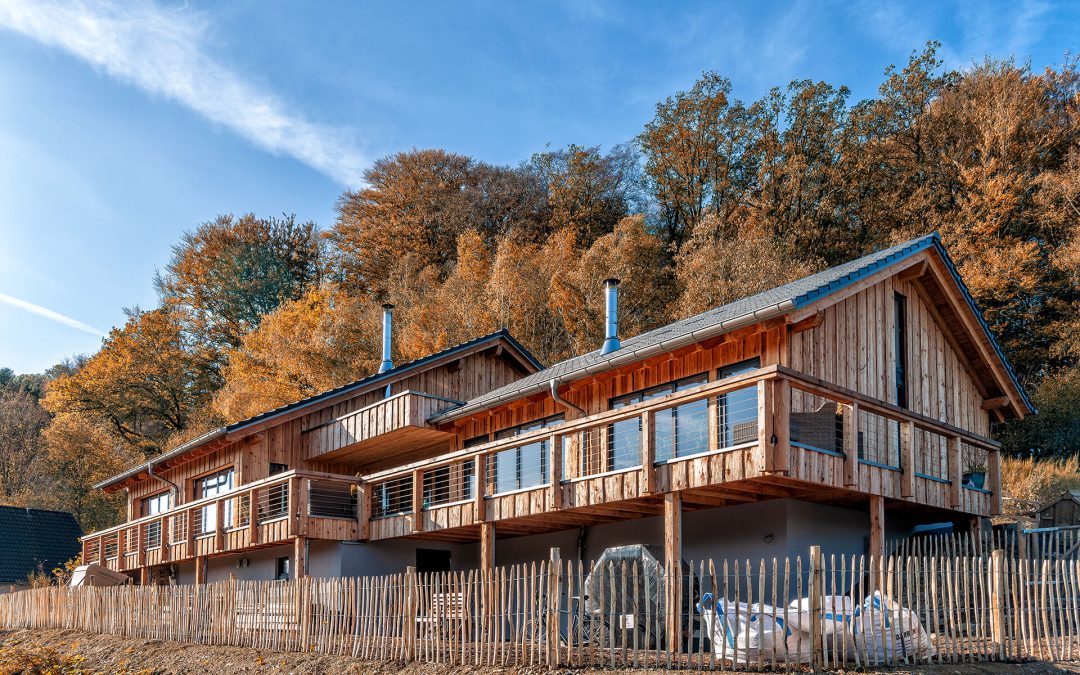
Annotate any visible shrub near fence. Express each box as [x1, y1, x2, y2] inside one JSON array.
[[2, 547, 1080, 670]]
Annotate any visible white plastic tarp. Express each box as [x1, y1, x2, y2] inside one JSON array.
[[697, 592, 811, 664]]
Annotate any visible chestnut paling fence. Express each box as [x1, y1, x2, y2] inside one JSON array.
[[3, 546, 1080, 670]]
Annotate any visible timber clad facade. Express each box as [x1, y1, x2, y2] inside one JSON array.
[[81, 234, 1031, 585]]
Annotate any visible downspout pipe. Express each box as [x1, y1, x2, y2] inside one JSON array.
[[550, 379, 586, 418], [148, 462, 181, 506]]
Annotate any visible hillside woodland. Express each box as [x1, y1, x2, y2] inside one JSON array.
[[3, 44, 1079, 530]]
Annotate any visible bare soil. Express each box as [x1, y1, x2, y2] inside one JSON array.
[[2, 628, 1080, 675]]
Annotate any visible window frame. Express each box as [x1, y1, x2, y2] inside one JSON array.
[[608, 372, 710, 469]]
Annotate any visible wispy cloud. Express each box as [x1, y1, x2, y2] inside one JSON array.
[[0, 292, 104, 336], [0, 0, 367, 186]]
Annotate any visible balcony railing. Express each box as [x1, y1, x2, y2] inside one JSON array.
[[82, 470, 361, 573], [361, 365, 1003, 539]]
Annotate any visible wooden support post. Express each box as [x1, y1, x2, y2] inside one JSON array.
[[479, 521, 494, 571], [473, 455, 486, 523], [247, 488, 259, 545], [412, 468, 424, 533], [139, 565, 150, 586], [642, 411, 656, 494], [289, 476, 301, 536], [948, 435, 962, 509], [842, 402, 859, 487], [194, 555, 206, 585], [547, 547, 561, 667], [809, 545, 824, 670], [214, 497, 225, 553], [990, 548, 1006, 657], [294, 535, 307, 579], [869, 495, 885, 559], [900, 420, 915, 498], [759, 379, 775, 472], [549, 433, 562, 510], [663, 491, 682, 651], [988, 448, 1003, 516], [356, 481, 370, 541]]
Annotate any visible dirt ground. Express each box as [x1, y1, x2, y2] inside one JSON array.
[[2, 628, 1080, 675]]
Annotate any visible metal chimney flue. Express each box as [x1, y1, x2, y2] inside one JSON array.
[[600, 278, 621, 355], [379, 304, 394, 373]]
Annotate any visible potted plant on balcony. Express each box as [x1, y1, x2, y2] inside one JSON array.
[[962, 465, 987, 490]]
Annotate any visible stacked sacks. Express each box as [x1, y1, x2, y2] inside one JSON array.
[[697, 593, 811, 665]]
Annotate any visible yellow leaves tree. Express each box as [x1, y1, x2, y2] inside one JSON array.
[[43, 308, 220, 457]]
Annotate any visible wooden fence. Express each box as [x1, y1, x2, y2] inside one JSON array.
[[2, 548, 1079, 670]]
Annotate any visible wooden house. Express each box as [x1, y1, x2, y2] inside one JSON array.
[[81, 233, 1032, 585], [1034, 491, 1080, 530]]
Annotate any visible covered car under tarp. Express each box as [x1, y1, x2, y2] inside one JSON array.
[[581, 544, 697, 649], [69, 563, 129, 587]]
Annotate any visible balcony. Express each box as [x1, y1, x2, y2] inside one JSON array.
[[303, 391, 462, 468], [81, 470, 360, 574], [361, 365, 1001, 542]]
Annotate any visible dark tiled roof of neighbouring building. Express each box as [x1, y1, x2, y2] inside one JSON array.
[[0, 506, 82, 584]]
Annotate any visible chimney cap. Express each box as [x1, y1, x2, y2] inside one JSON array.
[[604, 278, 621, 287], [381, 303, 395, 310]]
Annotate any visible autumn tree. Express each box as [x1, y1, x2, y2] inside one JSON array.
[[214, 286, 383, 422], [43, 308, 220, 456], [0, 387, 50, 501], [40, 413, 138, 531], [330, 149, 548, 296], [156, 213, 324, 354], [528, 143, 642, 247]]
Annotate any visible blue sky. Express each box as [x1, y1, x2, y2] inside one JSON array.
[[0, 0, 1075, 374]]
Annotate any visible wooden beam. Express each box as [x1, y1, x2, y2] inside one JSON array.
[[759, 379, 775, 472], [356, 481, 370, 541], [988, 449, 1003, 516], [869, 495, 884, 559], [664, 491, 682, 651], [479, 521, 494, 571], [789, 312, 824, 334], [981, 396, 1010, 411], [474, 455, 486, 522], [898, 260, 928, 282], [294, 535, 306, 579]]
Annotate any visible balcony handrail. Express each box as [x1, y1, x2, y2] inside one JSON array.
[[363, 365, 780, 484], [778, 365, 1001, 451], [82, 469, 360, 543], [301, 389, 465, 435]]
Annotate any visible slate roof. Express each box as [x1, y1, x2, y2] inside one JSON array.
[[431, 233, 1032, 422], [0, 507, 82, 584], [97, 329, 543, 490]]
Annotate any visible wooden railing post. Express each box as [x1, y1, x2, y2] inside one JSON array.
[[809, 545, 824, 670], [412, 468, 424, 533], [759, 379, 775, 472], [247, 488, 259, 545], [160, 515, 170, 563], [843, 402, 859, 487], [549, 433, 562, 509], [214, 496, 225, 553], [97, 537, 105, 566], [642, 411, 656, 494], [900, 420, 915, 498], [988, 448, 1003, 516], [473, 455, 486, 523], [773, 378, 790, 474], [137, 522, 146, 569], [948, 435, 962, 508], [356, 481, 370, 541]]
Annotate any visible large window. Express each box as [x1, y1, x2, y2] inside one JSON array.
[[490, 415, 563, 494], [194, 467, 234, 534], [610, 373, 709, 466], [422, 459, 475, 508], [717, 358, 761, 450], [141, 492, 170, 550], [894, 293, 908, 409]]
